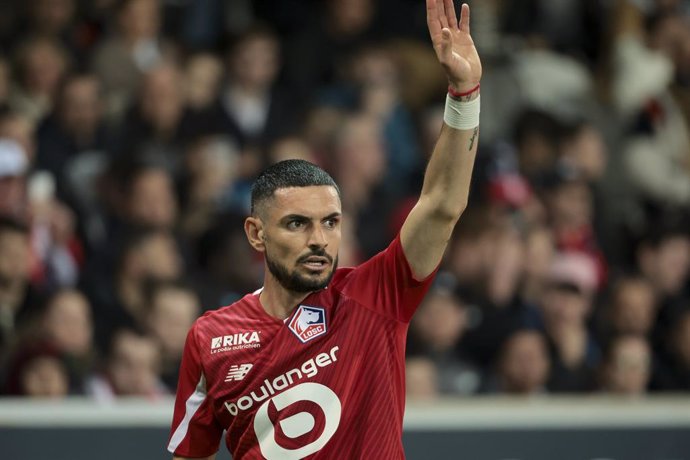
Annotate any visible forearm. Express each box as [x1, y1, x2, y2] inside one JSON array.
[[400, 89, 479, 279], [420, 91, 480, 220]]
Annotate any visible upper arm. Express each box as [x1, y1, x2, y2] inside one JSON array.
[[400, 197, 457, 280]]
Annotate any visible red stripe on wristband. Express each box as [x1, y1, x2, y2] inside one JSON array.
[[448, 83, 480, 98]]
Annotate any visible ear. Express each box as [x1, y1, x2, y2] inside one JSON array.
[[244, 216, 266, 252]]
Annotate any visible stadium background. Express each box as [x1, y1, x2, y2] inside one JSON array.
[[1, 0, 690, 458]]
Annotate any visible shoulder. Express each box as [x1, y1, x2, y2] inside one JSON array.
[[194, 293, 255, 332]]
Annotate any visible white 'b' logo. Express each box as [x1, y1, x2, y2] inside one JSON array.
[[254, 382, 341, 459]]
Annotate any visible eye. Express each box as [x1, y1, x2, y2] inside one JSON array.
[[286, 219, 304, 230], [323, 217, 339, 229]]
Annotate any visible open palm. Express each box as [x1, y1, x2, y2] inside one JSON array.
[[427, 0, 482, 92]]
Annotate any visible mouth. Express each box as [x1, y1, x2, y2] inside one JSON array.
[[299, 256, 331, 271]]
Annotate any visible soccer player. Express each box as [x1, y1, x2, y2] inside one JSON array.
[[168, 1, 481, 458]]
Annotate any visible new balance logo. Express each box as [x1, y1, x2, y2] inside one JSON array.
[[225, 364, 253, 382], [211, 331, 261, 354]]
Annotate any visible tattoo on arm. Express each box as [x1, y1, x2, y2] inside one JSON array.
[[468, 126, 479, 151]]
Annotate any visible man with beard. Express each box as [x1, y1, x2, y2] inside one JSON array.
[[168, 1, 482, 459]]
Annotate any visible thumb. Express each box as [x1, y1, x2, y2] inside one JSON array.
[[440, 28, 453, 64]]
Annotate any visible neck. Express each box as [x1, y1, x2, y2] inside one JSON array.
[[259, 273, 311, 320]]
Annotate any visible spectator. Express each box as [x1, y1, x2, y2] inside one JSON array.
[[0, 110, 36, 165], [184, 53, 223, 112], [209, 25, 297, 147], [9, 37, 70, 124], [407, 278, 482, 396], [0, 139, 29, 218], [143, 280, 200, 389], [40, 288, 95, 392], [0, 216, 38, 349], [116, 63, 189, 171], [599, 335, 652, 396], [3, 342, 70, 398], [484, 329, 551, 395], [35, 73, 108, 188], [600, 275, 657, 339], [539, 252, 600, 392], [91, 0, 173, 119], [86, 327, 168, 401], [405, 356, 440, 401], [84, 226, 183, 351]]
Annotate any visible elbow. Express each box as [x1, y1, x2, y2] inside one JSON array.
[[430, 200, 467, 223]]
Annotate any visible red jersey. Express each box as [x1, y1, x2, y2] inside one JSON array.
[[168, 235, 436, 459]]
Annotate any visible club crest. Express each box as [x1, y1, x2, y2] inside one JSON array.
[[288, 305, 327, 343]]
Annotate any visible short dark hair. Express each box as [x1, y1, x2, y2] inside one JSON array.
[[250, 160, 340, 215]]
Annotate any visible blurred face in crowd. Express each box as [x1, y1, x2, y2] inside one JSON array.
[[0, 227, 30, 290], [118, 0, 160, 42], [499, 330, 550, 394], [405, 357, 439, 400], [30, 0, 75, 35], [541, 284, 591, 329], [185, 136, 239, 204], [59, 75, 102, 140], [548, 181, 593, 230], [335, 115, 386, 188], [486, 228, 524, 306], [603, 336, 651, 395], [610, 278, 656, 336], [230, 33, 280, 90], [247, 186, 341, 293], [413, 290, 467, 352], [562, 125, 608, 181], [126, 167, 177, 228], [638, 235, 690, 296], [108, 330, 161, 396], [0, 114, 36, 163], [185, 54, 223, 109], [43, 289, 93, 356], [0, 175, 27, 218], [18, 38, 67, 96], [147, 286, 199, 358], [523, 227, 555, 281], [136, 232, 182, 281], [20, 355, 69, 398], [141, 65, 183, 134], [328, 0, 374, 36]]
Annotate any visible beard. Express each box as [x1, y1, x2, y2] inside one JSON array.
[[265, 249, 338, 293]]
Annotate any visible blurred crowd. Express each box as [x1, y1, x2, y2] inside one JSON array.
[[0, 0, 689, 401]]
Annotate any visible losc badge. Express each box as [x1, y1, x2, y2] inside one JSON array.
[[288, 305, 327, 343]]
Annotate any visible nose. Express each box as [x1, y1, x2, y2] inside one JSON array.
[[307, 225, 328, 249]]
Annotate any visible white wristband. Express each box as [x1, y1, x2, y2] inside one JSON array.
[[443, 94, 480, 130]]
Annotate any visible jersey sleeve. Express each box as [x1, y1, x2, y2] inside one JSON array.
[[339, 233, 438, 323], [167, 322, 223, 458]]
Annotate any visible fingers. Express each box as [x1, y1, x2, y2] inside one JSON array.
[[459, 3, 470, 33], [444, 0, 458, 30], [426, 0, 442, 37], [437, 0, 450, 30]]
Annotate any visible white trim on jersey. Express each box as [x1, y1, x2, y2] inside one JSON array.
[[167, 373, 208, 453]]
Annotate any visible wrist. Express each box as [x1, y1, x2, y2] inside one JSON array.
[[448, 82, 480, 99]]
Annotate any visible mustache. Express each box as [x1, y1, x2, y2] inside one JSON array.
[[297, 249, 333, 264]]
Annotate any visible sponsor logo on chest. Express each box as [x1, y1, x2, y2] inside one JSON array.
[[288, 305, 327, 343], [211, 331, 261, 354]]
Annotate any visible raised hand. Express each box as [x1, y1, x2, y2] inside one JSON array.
[[426, 0, 482, 93]]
